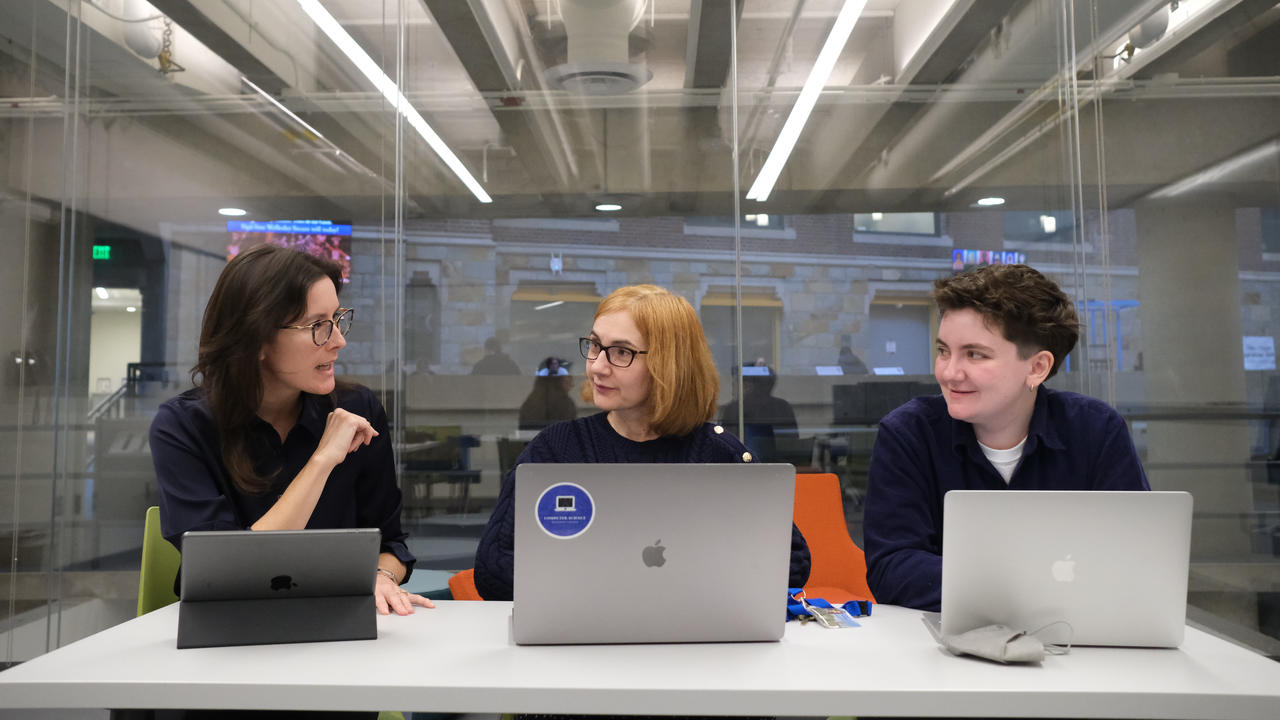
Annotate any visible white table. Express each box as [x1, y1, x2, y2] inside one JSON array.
[[1, 601, 1278, 718]]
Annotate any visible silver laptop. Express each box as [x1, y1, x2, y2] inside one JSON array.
[[940, 490, 1193, 648], [512, 463, 796, 645], [177, 528, 379, 648]]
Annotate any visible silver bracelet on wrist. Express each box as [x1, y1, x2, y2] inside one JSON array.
[[376, 567, 399, 584]]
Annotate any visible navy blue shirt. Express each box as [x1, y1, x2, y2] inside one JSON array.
[[474, 412, 812, 600], [149, 385, 415, 578], [863, 387, 1149, 611]]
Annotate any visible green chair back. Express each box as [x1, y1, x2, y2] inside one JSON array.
[[136, 505, 181, 616]]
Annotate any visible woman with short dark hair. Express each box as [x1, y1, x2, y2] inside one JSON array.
[[864, 264, 1149, 611]]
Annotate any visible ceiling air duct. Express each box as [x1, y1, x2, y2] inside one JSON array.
[[544, 0, 651, 95], [121, 0, 163, 59]]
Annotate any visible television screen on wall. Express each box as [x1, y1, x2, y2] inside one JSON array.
[[226, 220, 353, 282], [951, 249, 1026, 273]]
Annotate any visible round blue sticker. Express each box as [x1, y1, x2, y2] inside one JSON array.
[[534, 482, 595, 539]]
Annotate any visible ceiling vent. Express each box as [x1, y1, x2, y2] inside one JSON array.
[[544, 0, 652, 95]]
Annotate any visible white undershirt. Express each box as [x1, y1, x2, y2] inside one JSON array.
[[978, 436, 1028, 484]]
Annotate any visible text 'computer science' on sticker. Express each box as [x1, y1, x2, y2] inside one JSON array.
[[534, 482, 595, 539]]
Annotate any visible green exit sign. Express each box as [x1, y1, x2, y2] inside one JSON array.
[[92, 245, 111, 260]]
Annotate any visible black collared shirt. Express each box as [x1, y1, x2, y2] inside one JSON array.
[[149, 385, 415, 579]]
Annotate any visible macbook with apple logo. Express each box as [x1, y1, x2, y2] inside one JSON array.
[[176, 527, 380, 648], [938, 490, 1193, 648], [511, 462, 796, 644]]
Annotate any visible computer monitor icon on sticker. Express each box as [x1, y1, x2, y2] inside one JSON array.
[[555, 495, 576, 512]]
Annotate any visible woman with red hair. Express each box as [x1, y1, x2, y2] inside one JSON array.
[[475, 284, 810, 600]]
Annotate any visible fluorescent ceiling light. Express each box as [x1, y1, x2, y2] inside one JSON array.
[[871, 212, 883, 221], [535, 301, 565, 311], [975, 197, 1005, 207], [755, 214, 770, 227], [746, 0, 867, 202], [595, 203, 622, 212], [218, 207, 247, 216], [1040, 214, 1056, 233], [296, 0, 491, 203], [126, 306, 138, 313], [94, 287, 109, 300]]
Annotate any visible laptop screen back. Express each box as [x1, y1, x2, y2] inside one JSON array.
[[512, 462, 796, 645], [941, 490, 1192, 648], [180, 528, 379, 602]]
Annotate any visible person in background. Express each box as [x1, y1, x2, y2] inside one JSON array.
[[719, 360, 799, 462], [863, 263, 1148, 611], [474, 284, 811, 600], [470, 336, 522, 375], [150, 245, 432, 624], [518, 356, 578, 430], [838, 345, 870, 375]]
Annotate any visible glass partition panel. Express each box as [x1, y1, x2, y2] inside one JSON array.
[[732, 0, 1280, 650], [393, 0, 748, 568], [0, 0, 408, 659], [1093, 0, 1280, 651], [1, 0, 1277, 665]]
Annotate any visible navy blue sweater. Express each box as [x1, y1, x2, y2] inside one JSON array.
[[863, 387, 1149, 611], [474, 412, 812, 600]]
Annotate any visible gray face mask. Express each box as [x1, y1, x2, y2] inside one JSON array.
[[941, 624, 1046, 663]]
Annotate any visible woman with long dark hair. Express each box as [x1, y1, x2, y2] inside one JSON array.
[[150, 244, 431, 617]]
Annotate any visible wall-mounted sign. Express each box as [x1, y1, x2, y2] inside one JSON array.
[[1243, 335, 1276, 371], [226, 220, 353, 281], [952, 249, 1026, 271], [225, 220, 352, 235]]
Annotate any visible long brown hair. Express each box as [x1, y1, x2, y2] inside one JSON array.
[[193, 245, 343, 493], [580, 285, 719, 437]]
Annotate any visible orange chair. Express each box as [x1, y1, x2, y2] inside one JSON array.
[[448, 568, 483, 600], [793, 473, 875, 604]]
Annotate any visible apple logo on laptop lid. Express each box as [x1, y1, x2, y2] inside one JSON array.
[[270, 575, 297, 591], [642, 540, 667, 567], [1051, 555, 1076, 583]]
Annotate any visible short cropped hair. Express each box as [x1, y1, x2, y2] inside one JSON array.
[[581, 285, 719, 437], [933, 264, 1079, 379]]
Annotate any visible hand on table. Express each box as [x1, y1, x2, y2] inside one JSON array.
[[375, 572, 435, 615]]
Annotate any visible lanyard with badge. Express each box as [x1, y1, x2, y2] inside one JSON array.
[[787, 588, 873, 628]]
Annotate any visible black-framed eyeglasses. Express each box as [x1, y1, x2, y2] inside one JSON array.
[[281, 308, 353, 346], [579, 337, 648, 368]]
